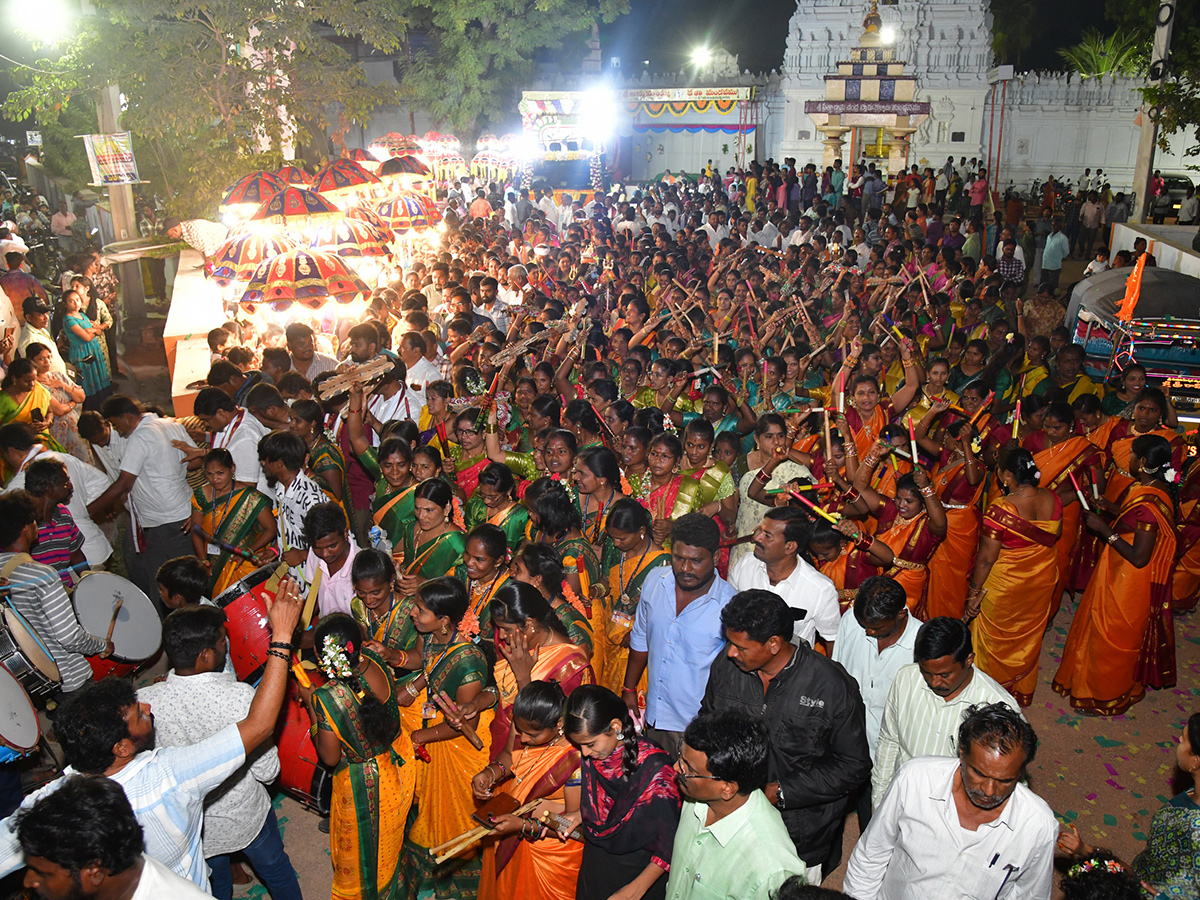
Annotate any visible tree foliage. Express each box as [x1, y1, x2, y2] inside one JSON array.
[[1105, 0, 1200, 158], [396, 0, 628, 146], [989, 0, 1038, 69], [1058, 29, 1146, 79], [3, 0, 408, 217]]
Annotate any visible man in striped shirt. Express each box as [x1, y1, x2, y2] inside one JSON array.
[[871, 617, 1021, 807], [0, 491, 112, 694], [24, 459, 86, 587]]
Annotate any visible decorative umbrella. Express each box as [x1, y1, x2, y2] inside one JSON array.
[[209, 230, 301, 287], [275, 164, 311, 185], [342, 148, 373, 162], [344, 205, 396, 241], [378, 189, 439, 227], [240, 248, 370, 305], [437, 152, 466, 181], [311, 158, 381, 207], [308, 216, 392, 260], [222, 171, 286, 208], [249, 186, 341, 225], [380, 155, 430, 177], [375, 193, 435, 232]]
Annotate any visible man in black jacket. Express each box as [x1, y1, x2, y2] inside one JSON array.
[[700, 588, 871, 884]]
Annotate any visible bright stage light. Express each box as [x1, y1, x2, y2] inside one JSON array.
[[692, 46, 712, 68], [880, 26, 896, 44], [579, 87, 618, 143]]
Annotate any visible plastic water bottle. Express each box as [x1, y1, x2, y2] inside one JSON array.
[[369, 525, 392, 556]]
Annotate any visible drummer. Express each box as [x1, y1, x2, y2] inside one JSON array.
[[0, 491, 113, 697]]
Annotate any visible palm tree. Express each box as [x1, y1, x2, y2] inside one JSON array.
[[990, 0, 1038, 68], [1058, 29, 1147, 78]]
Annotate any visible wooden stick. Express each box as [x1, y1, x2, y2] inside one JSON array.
[[301, 569, 322, 630], [432, 799, 542, 861], [105, 595, 124, 644], [434, 691, 484, 751], [1068, 471, 1090, 511]]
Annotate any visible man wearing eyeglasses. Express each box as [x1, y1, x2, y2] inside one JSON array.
[[665, 709, 807, 900]]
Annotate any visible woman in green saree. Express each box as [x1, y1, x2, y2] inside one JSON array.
[[465, 463, 530, 551], [289, 398, 347, 507], [396, 478, 468, 600], [400, 576, 493, 900], [189, 448, 277, 595], [0, 358, 69, 454], [300, 612, 415, 900], [444, 409, 490, 500], [512, 542, 594, 660]]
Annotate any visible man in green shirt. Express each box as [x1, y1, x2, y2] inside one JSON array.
[[665, 709, 808, 900]]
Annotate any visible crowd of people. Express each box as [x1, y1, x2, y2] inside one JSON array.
[[0, 155, 1193, 900]]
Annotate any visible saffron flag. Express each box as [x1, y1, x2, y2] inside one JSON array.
[[1116, 252, 1147, 322]]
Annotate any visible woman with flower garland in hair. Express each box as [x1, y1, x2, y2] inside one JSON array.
[[964, 448, 1062, 707], [1053, 435, 1179, 716], [511, 542, 593, 658], [401, 576, 493, 900], [465, 462, 529, 550], [444, 408, 490, 500], [486, 582, 594, 753], [396, 478, 467, 599], [454, 523, 511, 648], [560, 685, 681, 900], [472, 681, 583, 900], [300, 612, 415, 900], [355, 548, 425, 737], [530, 479, 601, 614], [1060, 853, 1142, 900], [600, 499, 670, 694], [574, 445, 629, 570]]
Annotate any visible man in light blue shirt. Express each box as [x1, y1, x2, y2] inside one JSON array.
[[625, 513, 737, 758], [1040, 218, 1070, 293]]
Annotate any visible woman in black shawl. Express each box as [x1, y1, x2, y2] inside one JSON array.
[[561, 685, 681, 900]]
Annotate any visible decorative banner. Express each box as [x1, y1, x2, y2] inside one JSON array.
[[620, 87, 754, 102], [81, 132, 142, 185], [632, 123, 752, 135], [627, 99, 739, 117], [25, 131, 41, 147]]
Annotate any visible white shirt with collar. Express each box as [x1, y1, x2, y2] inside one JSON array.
[[729, 552, 841, 647], [212, 409, 270, 498], [872, 663, 1022, 804], [9, 444, 113, 565], [406, 354, 442, 392], [303, 537, 360, 617], [120, 415, 195, 527], [844, 756, 1057, 900], [17, 323, 66, 374], [137, 669, 279, 857], [131, 855, 214, 900], [832, 610, 922, 759]]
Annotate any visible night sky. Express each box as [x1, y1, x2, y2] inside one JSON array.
[[599, 0, 1100, 76]]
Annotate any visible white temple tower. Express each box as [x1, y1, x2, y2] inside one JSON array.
[[778, 0, 992, 167]]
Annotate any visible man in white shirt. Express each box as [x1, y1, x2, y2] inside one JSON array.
[[729, 508, 840, 651], [398, 332, 438, 405], [301, 501, 360, 617], [188, 388, 270, 495], [0, 425, 113, 566], [17, 297, 66, 374], [844, 703, 1058, 900], [15, 775, 213, 900], [93, 397, 198, 609], [138, 606, 302, 900], [872, 617, 1021, 805], [285, 322, 338, 381], [700, 210, 729, 246], [0, 578, 303, 891]]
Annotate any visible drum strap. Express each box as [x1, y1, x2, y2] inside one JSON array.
[[0, 554, 33, 580]]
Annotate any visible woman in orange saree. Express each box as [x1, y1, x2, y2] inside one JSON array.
[[917, 410, 984, 620], [473, 682, 583, 900], [808, 520, 864, 611], [840, 444, 948, 610], [488, 582, 594, 755], [1025, 401, 1105, 613], [965, 449, 1062, 707], [1172, 462, 1200, 612], [1095, 390, 1182, 505], [1053, 436, 1178, 716]]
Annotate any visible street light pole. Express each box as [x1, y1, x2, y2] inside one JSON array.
[[1131, 0, 1176, 223]]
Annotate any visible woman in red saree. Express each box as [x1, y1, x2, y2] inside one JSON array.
[[916, 409, 984, 620], [473, 681, 583, 900], [1172, 461, 1200, 612], [488, 581, 594, 754], [1025, 401, 1105, 613], [965, 449, 1062, 707], [640, 433, 702, 549], [1053, 435, 1179, 716], [840, 446, 948, 610]]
